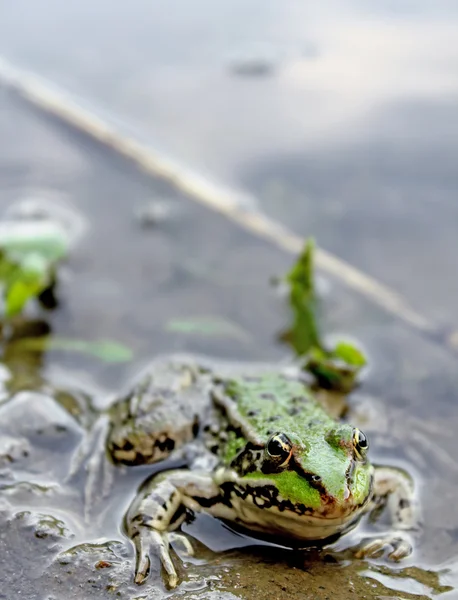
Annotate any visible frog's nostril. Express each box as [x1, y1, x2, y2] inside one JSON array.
[[310, 475, 321, 483]]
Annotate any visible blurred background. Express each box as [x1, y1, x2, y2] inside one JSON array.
[[2, 0, 458, 327], [0, 2, 458, 599]]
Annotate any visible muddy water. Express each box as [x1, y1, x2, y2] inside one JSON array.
[[0, 86, 457, 600]]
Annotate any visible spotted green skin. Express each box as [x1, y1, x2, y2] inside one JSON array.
[[109, 363, 374, 536], [101, 360, 418, 589], [213, 373, 373, 520]]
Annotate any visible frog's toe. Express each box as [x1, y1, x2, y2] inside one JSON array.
[[169, 532, 194, 557], [133, 528, 179, 588], [355, 533, 412, 562], [387, 536, 412, 561], [355, 538, 385, 559]]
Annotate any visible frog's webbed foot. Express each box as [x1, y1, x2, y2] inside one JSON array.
[[66, 414, 115, 520], [356, 465, 420, 563], [355, 532, 413, 561], [126, 469, 219, 588], [133, 528, 195, 588]]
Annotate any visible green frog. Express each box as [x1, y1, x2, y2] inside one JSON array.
[[94, 356, 418, 588]]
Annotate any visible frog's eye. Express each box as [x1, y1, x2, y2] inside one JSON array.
[[353, 428, 369, 458], [266, 433, 293, 466]]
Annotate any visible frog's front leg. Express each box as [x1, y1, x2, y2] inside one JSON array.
[[356, 465, 420, 561], [126, 469, 221, 588]]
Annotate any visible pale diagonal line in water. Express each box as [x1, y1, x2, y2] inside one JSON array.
[[0, 56, 440, 340]]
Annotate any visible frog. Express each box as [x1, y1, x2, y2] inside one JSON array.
[[82, 356, 418, 589]]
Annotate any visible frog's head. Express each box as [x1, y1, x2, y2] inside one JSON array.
[[229, 422, 373, 540]]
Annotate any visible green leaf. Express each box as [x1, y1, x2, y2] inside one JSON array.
[[305, 342, 367, 393], [73, 340, 133, 363], [5, 276, 46, 317], [166, 316, 250, 342], [306, 356, 357, 393], [11, 337, 133, 363], [286, 238, 315, 298], [0, 220, 70, 317], [0, 221, 69, 263], [332, 341, 367, 367], [279, 238, 367, 392], [2, 252, 54, 317], [281, 239, 321, 355]]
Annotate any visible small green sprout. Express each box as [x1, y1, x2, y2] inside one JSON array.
[[280, 239, 367, 392], [0, 220, 69, 317]]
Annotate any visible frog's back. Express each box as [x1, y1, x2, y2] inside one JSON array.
[[207, 372, 338, 468], [107, 359, 212, 465]]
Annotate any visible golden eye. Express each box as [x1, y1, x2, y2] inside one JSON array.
[[353, 428, 369, 458], [266, 433, 293, 466]]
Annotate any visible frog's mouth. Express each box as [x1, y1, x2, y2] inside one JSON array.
[[210, 484, 366, 542], [290, 456, 374, 518], [214, 469, 372, 532]]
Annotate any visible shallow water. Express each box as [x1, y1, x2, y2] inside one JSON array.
[[0, 3, 457, 599], [0, 89, 456, 600]]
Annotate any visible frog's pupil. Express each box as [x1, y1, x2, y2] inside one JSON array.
[[357, 431, 368, 449], [267, 433, 291, 458], [267, 438, 282, 456]]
